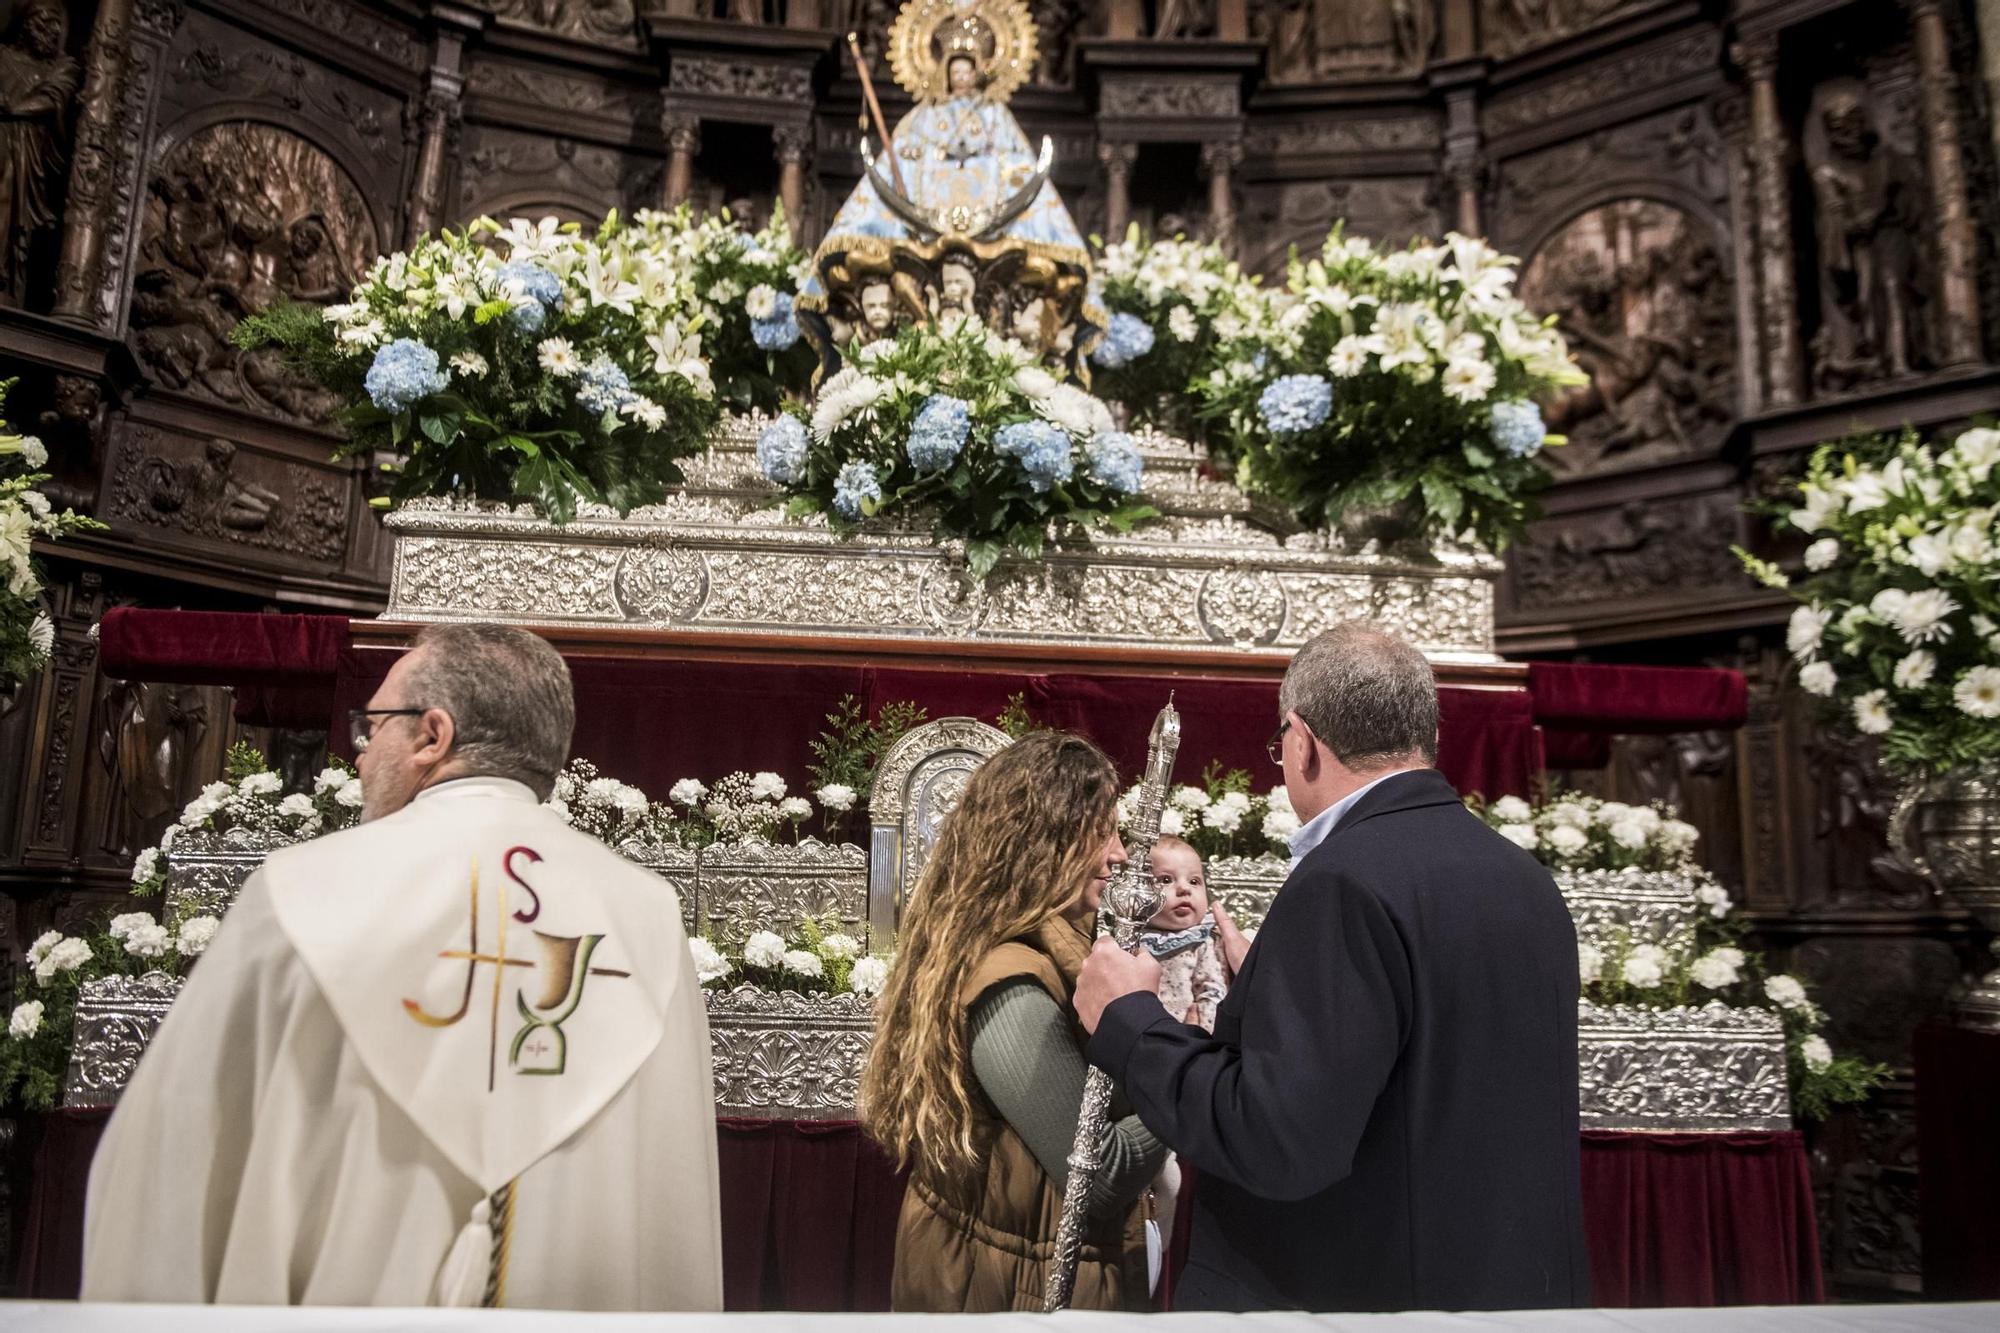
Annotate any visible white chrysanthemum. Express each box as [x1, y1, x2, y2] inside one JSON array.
[[1798, 661, 1837, 697], [750, 771, 787, 802], [1218, 790, 1251, 813], [819, 933, 861, 961], [1852, 689, 1893, 735], [1786, 605, 1831, 662], [668, 778, 707, 807], [1577, 942, 1604, 985], [1490, 795, 1533, 823], [1954, 666, 2000, 719], [1893, 650, 1937, 690], [9, 999, 44, 1039], [537, 337, 581, 376], [687, 937, 732, 985], [238, 772, 282, 797], [1887, 588, 1959, 645], [613, 784, 649, 818], [1497, 823, 1539, 851], [742, 931, 786, 969], [1764, 975, 1810, 1009], [781, 949, 824, 978], [1012, 365, 1059, 400], [1800, 1035, 1833, 1073], [129, 848, 160, 885], [1545, 824, 1589, 857], [1621, 945, 1666, 989], [816, 784, 856, 812], [849, 956, 891, 996], [1690, 950, 1742, 989], [26, 610, 53, 657], [449, 350, 489, 378]]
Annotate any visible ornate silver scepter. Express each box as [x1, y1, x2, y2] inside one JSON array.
[[1044, 695, 1181, 1312]]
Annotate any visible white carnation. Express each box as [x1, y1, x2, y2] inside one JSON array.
[[1798, 661, 1837, 697], [669, 778, 708, 807], [1800, 1035, 1833, 1073], [1620, 944, 1667, 989], [335, 780, 365, 809], [1803, 538, 1841, 571], [1201, 803, 1244, 835], [239, 772, 282, 797], [107, 912, 155, 942], [1545, 824, 1589, 856], [313, 766, 350, 793], [750, 771, 787, 801], [123, 922, 172, 958], [25, 930, 61, 970], [743, 931, 786, 969], [279, 793, 317, 820], [816, 784, 857, 812], [777, 796, 812, 821], [1577, 942, 1604, 984], [1661, 820, 1700, 855], [36, 936, 92, 985], [1547, 802, 1592, 830], [8, 1000, 44, 1039], [1786, 605, 1832, 662], [1174, 786, 1212, 810], [849, 955, 890, 996], [175, 916, 221, 957], [1764, 974, 1810, 1009], [1497, 823, 1539, 851], [1694, 883, 1733, 919], [1690, 950, 1742, 990], [1158, 806, 1186, 837], [781, 949, 824, 978], [1261, 808, 1301, 842], [819, 933, 861, 960], [687, 937, 733, 985], [1607, 818, 1650, 851], [129, 848, 160, 885], [1490, 795, 1533, 823]]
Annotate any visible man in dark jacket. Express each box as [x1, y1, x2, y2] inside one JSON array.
[[1075, 621, 1588, 1312]]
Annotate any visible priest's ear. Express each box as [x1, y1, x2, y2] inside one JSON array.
[[413, 706, 457, 769]]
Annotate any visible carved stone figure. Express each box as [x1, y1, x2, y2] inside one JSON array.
[[97, 682, 208, 858], [1031, 0, 1080, 85], [0, 0, 79, 305], [1306, 0, 1430, 77], [130, 123, 372, 424], [1153, 0, 1216, 39], [483, 0, 639, 46], [1807, 87, 1932, 391], [1521, 201, 1734, 476]]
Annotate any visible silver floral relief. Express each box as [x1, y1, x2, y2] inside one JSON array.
[[1559, 869, 1707, 948], [1208, 855, 1290, 928], [621, 840, 700, 933], [1577, 1002, 1791, 1131], [900, 763, 975, 908], [695, 840, 868, 949], [162, 828, 309, 920], [868, 720, 1013, 937], [383, 426, 1502, 660], [64, 972, 186, 1109], [705, 986, 877, 1119]]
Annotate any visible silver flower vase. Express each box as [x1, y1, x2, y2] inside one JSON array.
[[1891, 760, 2000, 1030]]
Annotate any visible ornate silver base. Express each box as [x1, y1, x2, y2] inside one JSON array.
[[1577, 1002, 1791, 1132], [383, 420, 1502, 661], [705, 985, 875, 1119], [64, 973, 185, 1109]]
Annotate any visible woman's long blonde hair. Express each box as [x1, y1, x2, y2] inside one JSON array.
[[858, 729, 1119, 1190]]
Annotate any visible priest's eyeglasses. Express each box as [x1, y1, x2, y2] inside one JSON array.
[[349, 707, 427, 753], [1266, 719, 1290, 766]]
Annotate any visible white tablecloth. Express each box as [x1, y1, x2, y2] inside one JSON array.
[[2, 1304, 1994, 1332]]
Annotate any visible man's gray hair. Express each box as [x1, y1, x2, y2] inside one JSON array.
[[1277, 621, 1438, 771], [406, 623, 575, 800]]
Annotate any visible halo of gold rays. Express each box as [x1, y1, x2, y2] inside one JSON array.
[[886, 0, 1037, 105]]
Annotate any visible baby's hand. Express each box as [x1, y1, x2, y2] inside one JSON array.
[[1212, 901, 1253, 979]]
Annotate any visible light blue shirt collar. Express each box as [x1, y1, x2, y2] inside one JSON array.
[[1286, 771, 1406, 867]]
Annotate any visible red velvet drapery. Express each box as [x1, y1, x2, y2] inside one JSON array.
[[21, 1110, 1822, 1308]]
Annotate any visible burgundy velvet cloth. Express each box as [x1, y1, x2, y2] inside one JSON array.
[[330, 647, 1538, 798], [1916, 1023, 2000, 1300], [23, 1110, 1821, 1309], [1527, 662, 1748, 773], [97, 609, 350, 729], [1579, 1130, 1824, 1307]]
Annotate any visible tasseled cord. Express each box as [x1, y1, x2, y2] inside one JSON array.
[[432, 1182, 516, 1306]]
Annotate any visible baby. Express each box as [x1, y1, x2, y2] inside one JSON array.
[[1141, 835, 1230, 1032]]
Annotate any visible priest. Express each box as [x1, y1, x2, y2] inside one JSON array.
[[82, 623, 724, 1310]]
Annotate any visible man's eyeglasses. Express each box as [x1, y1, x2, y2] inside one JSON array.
[[1266, 719, 1290, 766], [349, 707, 427, 753]]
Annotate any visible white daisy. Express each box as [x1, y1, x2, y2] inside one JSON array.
[[537, 337, 581, 377], [1954, 665, 2000, 719]]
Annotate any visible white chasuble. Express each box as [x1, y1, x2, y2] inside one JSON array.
[[81, 777, 723, 1310]]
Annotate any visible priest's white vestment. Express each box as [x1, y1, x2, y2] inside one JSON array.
[[81, 776, 724, 1309]]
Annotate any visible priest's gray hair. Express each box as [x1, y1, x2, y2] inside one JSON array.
[[407, 623, 574, 800], [1278, 621, 1438, 772]]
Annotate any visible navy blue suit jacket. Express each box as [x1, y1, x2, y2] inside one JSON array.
[[1088, 768, 1589, 1312]]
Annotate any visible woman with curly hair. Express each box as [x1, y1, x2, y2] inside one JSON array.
[[859, 729, 1166, 1312]]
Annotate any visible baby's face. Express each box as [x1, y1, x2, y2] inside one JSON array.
[[1148, 842, 1209, 930]]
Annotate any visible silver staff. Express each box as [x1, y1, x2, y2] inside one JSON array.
[[1044, 695, 1181, 1312]]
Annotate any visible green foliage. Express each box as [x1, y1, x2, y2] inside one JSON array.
[[805, 695, 930, 833], [1792, 1050, 1890, 1121], [995, 692, 1042, 739], [222, 742, 270, 784]]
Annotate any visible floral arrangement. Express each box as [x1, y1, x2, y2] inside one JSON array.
[[1, 380, 102, 688], [689, 918, 891, 1000], [129, 745, 364, 912], [803, 695, 929, 838], [233, 212, 722, 523], [1119, 763, 1295, 862], [1090, 226, 1270, 436], [0, 910, 221, 1111], [547, 758, 817, 847], [628, 204, 814, 411], [1739, 427, 2000, 776], [1471, 792, 1704, 876], [756, 318, 1158, 578], [1199, 230, 1585, 552]]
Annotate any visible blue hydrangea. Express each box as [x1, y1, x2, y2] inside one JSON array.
[[1085, 431, 1145, 495], [1090, 313, 1156, 369], [994, 420, 1074, 493], [577, 355, 633, 415], [507, 300, 547, 333], [363, 339, 449, 414], [1258, 374, 1333, 436], [751, 292, 801, 351], [756, 415, 810, 485], [906, 394, 971, 472], [1489, 399, 1546, 458], [498, 261, 560, 332], [832, 459, 883, 519]]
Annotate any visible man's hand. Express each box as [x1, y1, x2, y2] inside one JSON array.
[[1074, 937, 1162, 1034], [1212, 901, 1254, 980]]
